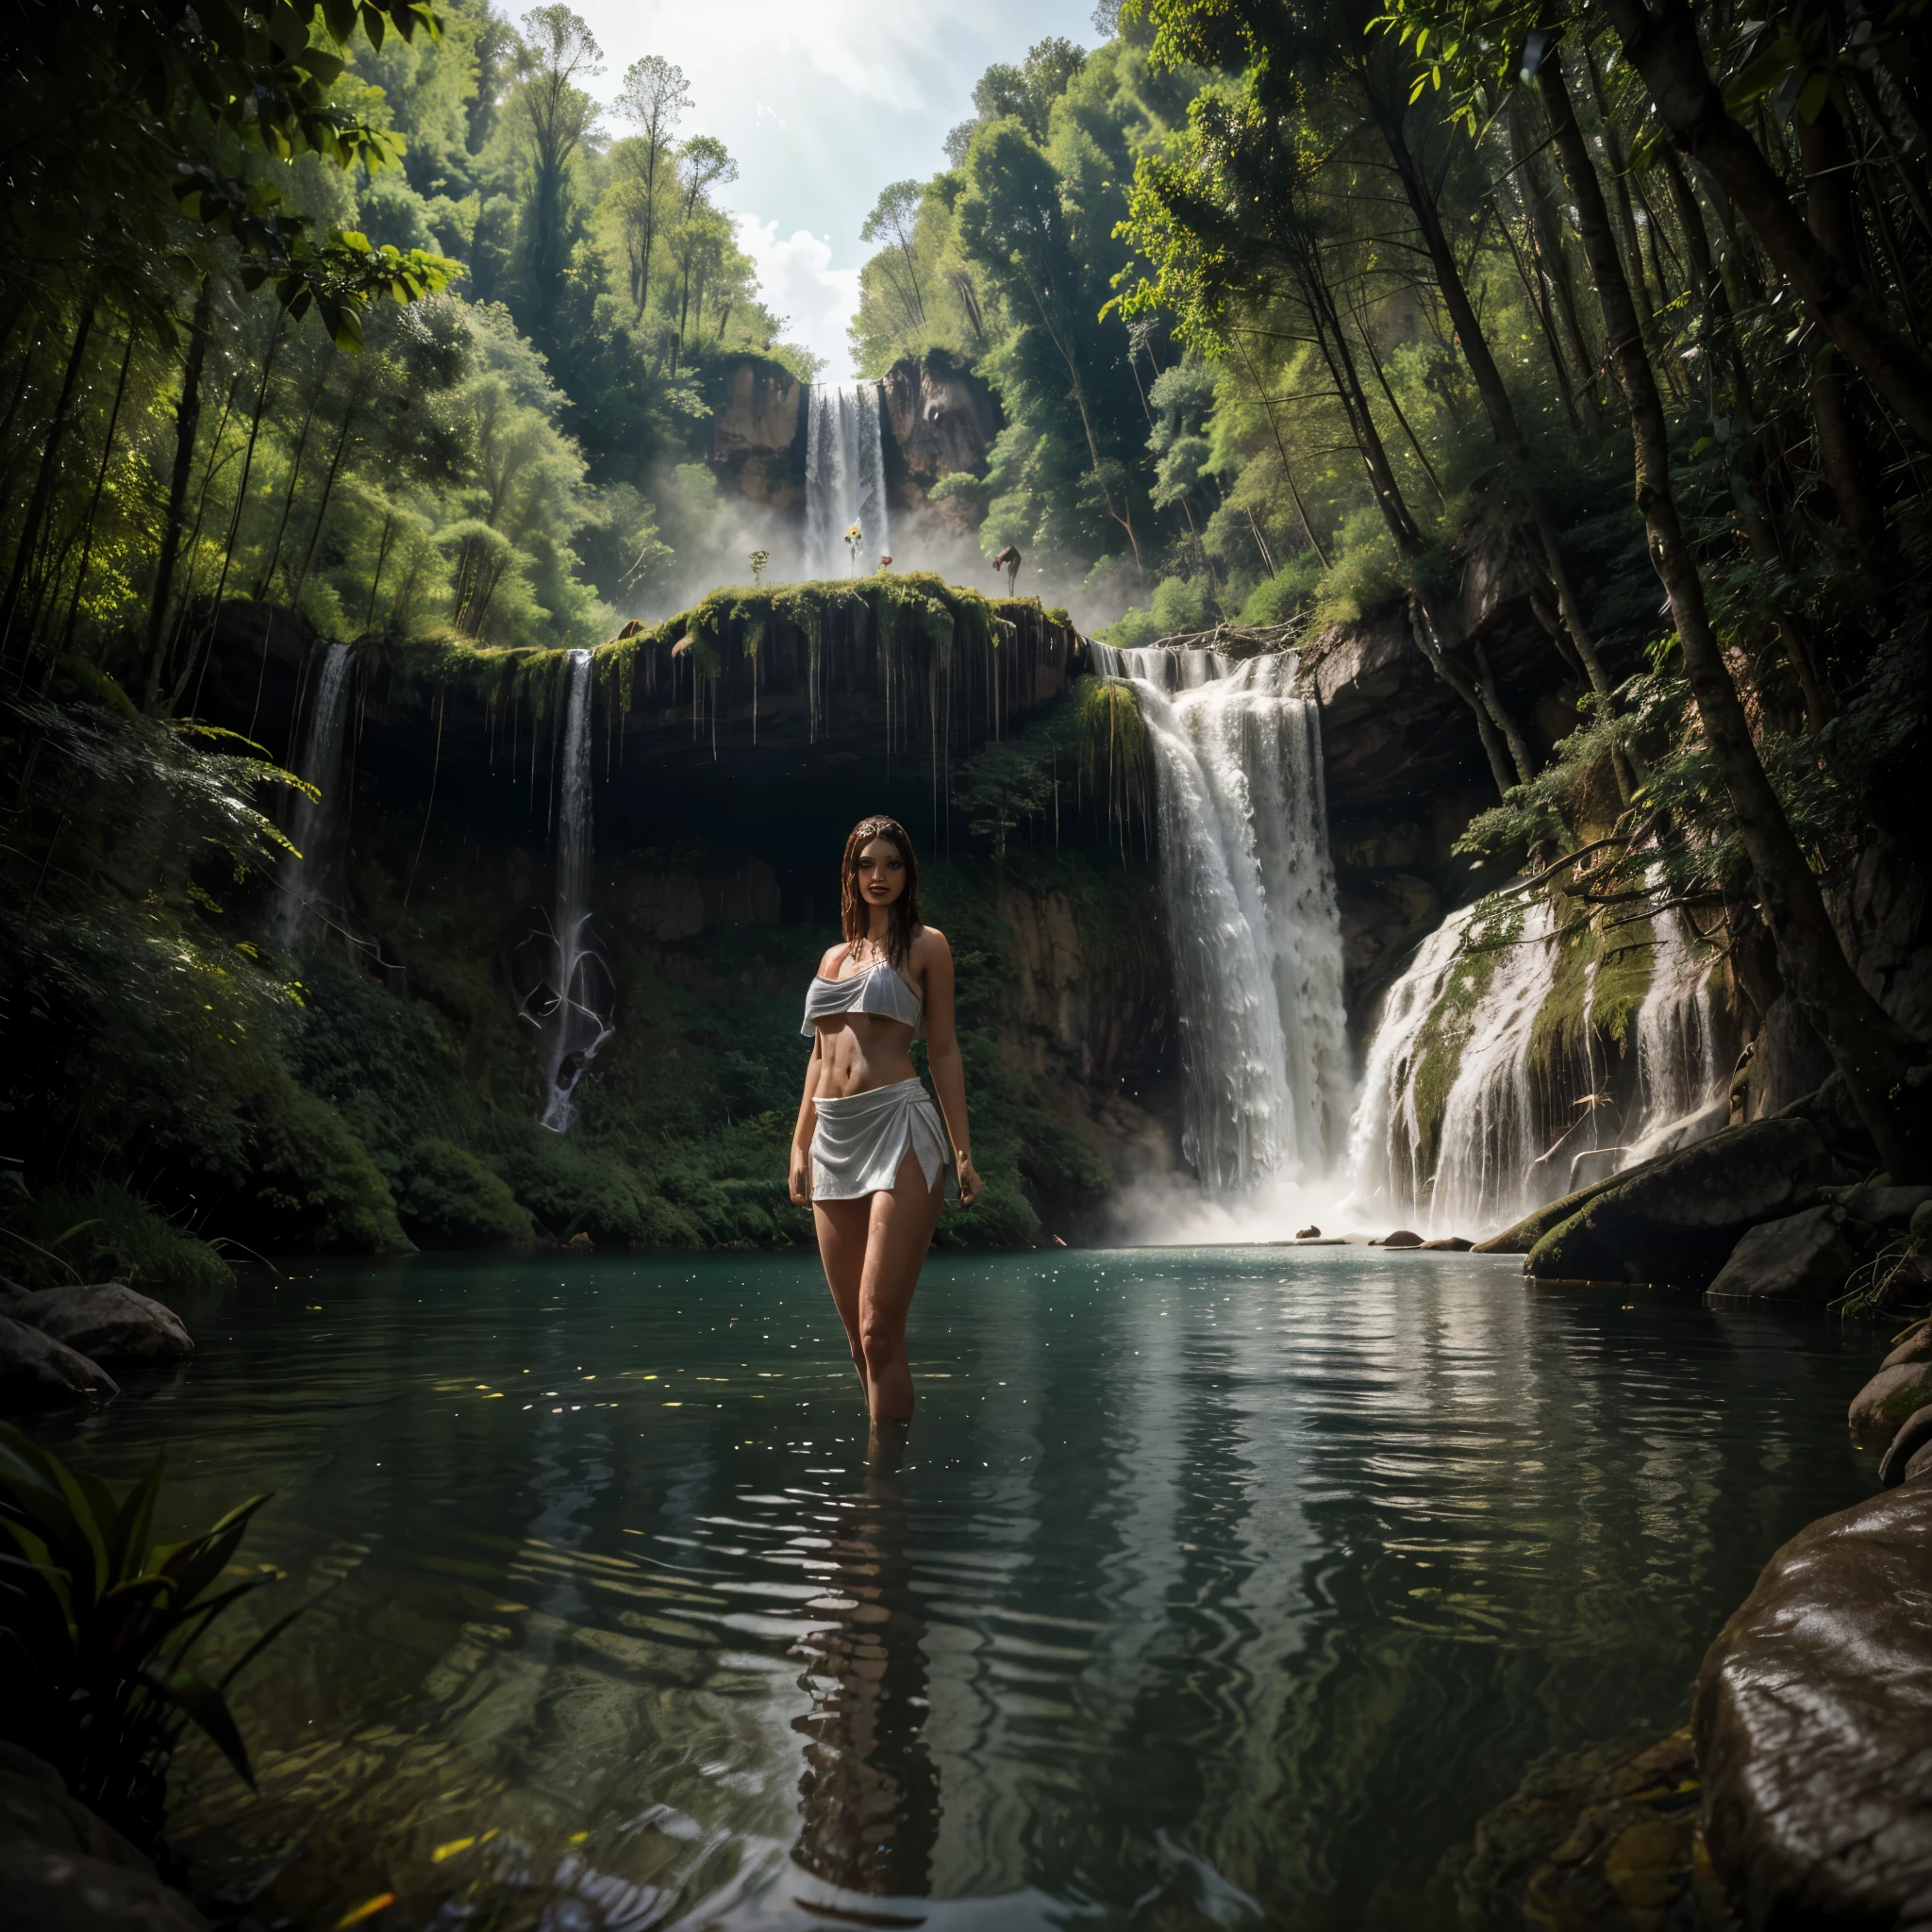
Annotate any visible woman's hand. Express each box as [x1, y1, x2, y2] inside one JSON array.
[[956, 1153, 982, 1208], [788, 1142, 812, 1207]]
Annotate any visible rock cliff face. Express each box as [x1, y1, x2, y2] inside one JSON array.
[[878, 356, 1001, 522], [708, 358, 807, 511], [1294, 522, 1574, 1021], [704, 352, 1001, 536]]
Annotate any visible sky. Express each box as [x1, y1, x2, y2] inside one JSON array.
[[565, 0, 1100, 381]]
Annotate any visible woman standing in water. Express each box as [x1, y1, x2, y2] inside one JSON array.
[[791, 816, 980, 1421]]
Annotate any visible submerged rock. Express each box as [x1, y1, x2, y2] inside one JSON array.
[[1524, 1119, 1830, 1286], [1694, 1481, 1932, 1928], [6, 1284, 192, 1366], [1447, 1726, 1728, 1929], [1848, 1361, 1932, 1453], [1705, 1205, 1857, 1307], [0, 1315, 118, 1407]]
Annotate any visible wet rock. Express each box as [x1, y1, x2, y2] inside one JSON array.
[[8, 1284, 192, 1367], [1421, 1236, 1473, 1251], [1883, 1318, 1932, 1370], [0, 1316, 117, 1407], [0, 1743, 209, 1930], [1296, 1224, 1321, 1240], [1836, 1182, 1932, 1228], [1375, 1229, 1424, 1247], [1704, 1205, 1857, 1307], [1694, 1481, 1932, 1928], [1848, 1360, 1932, 1453], [1915, 1198, 1932, 1241], [1908, 1440, 1932, 1483], [1446, 1726, 1729, 1929], [1878, 1404, 1932, 1487], [1524, 1119, 1830, 1286]]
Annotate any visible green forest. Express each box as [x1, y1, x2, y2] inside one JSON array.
[[0, 0, 1926, 1294]]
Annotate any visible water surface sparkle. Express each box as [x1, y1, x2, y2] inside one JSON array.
[[58, 1248, 1869, 1929]]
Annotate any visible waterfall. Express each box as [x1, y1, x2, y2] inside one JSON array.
[[279, 641, 356, 948], [1346, 891, 1727, 1234], [805, 382, 890, 580], [1091, 644, 1350, 1191], [1626, 906, 1724, 1159], [541, 651, 614, 1132]]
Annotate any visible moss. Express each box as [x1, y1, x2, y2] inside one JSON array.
[[1527, 912, 1654, 1091], [1405, 902, 1519, 1177], [1877, 1364, 1932, 1426], [246, 1079, 411, 1254], [496, 1138, 700, 1248], [1, 1181, 233, 1296], [391, 1138, 534, 1246]]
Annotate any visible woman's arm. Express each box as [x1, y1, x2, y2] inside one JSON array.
[[790, 1034, 824, 1207], [918, 930, 981, 1207]]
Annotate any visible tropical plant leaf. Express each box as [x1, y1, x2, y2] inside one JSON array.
[[142, 1660, 257, 1789]]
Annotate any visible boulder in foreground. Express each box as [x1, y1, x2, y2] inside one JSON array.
[[0, 1315, 118, 1407], [1705, 1205, 1857, 1306], [5, 1283, 193, 1366], [1524, 1120, 1830, 1286], [1694, 1480, 1932, 1928]]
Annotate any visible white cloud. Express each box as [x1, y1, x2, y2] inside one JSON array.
[[732, 214, 861, 381]]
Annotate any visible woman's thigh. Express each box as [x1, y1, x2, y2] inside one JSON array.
[[813, 1198, 872, 1342], [860, 1146, 945, 1332]]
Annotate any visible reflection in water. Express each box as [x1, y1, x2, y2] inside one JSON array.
[[53, 1251, 1874, 1931], [789, 1425, 939, 1910]]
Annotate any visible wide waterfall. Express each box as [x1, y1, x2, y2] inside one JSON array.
[[540, 651, 614, 1132], [1344, 890, 1728, 1235], [804, 382, 890, 579], [280, 641, 356, 948], [1091, 644, 1350, 1192]]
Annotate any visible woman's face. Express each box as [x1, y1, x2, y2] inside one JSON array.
[[855, 837, 907, 908]]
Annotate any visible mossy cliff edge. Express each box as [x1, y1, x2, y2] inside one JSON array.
[[1, 581, 1168, 1292]]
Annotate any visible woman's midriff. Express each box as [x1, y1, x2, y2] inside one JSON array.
[[814, 1014, 916, 1100]]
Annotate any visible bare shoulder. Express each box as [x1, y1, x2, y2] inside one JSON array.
[[815, 941, 849, 978], [910, 924, 952, 967]]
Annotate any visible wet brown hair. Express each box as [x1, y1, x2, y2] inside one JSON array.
[[840, 816, 921, 966]]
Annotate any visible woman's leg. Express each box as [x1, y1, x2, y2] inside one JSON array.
[[813, 1198, 873, 1391], [857, 1145, 946, 1421]]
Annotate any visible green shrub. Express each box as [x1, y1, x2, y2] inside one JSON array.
[[391, 1138, 534, 1246], [247, 1082, 411, 1254], [0, 1423, 285, 1852], [498, 1138, 700, 1248], [0, 1182, 233, 1296]]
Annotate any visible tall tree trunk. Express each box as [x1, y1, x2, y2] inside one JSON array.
[[1600, 0, 1932, 442], [58, 327, 136, 656], [145, 276, 213, 709], [1509, 92, 1607, 431], [0, 298, 96, 662], [1232, 335, 1328, 565], [1536, 32, 1924, 1171], [1369, 81, 1620, 712], [1792, 93, 1893, 579]]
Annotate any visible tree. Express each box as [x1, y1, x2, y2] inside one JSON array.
[[672, 135, 738, 369], [612, 54, 691, 318], [861, 182, 931, 332], [510, 4, 604, 330]]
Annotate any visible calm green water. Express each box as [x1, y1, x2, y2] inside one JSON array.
[[54, 1248, 1871, 1930]]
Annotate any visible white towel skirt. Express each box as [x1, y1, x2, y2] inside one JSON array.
[[810, 1077, 950, 1203]]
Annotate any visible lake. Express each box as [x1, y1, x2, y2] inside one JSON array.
[[51, 1247, 1873, 1930]]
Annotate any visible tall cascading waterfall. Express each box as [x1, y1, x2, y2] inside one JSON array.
[[1345, 890, 1728, 1234], [1090, 644, 1351, 1191], [541, 651, 615, 1132], [1626, 906, 1724, 1158], [279, 641, 356, 948], [804, 382, 890, 579]]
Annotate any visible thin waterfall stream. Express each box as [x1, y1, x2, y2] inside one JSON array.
[[1091, 643, 1349, 1195], [804, 382, 890, 579], [279, 641, 356, 948], [540, 650, 614, 1132]]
